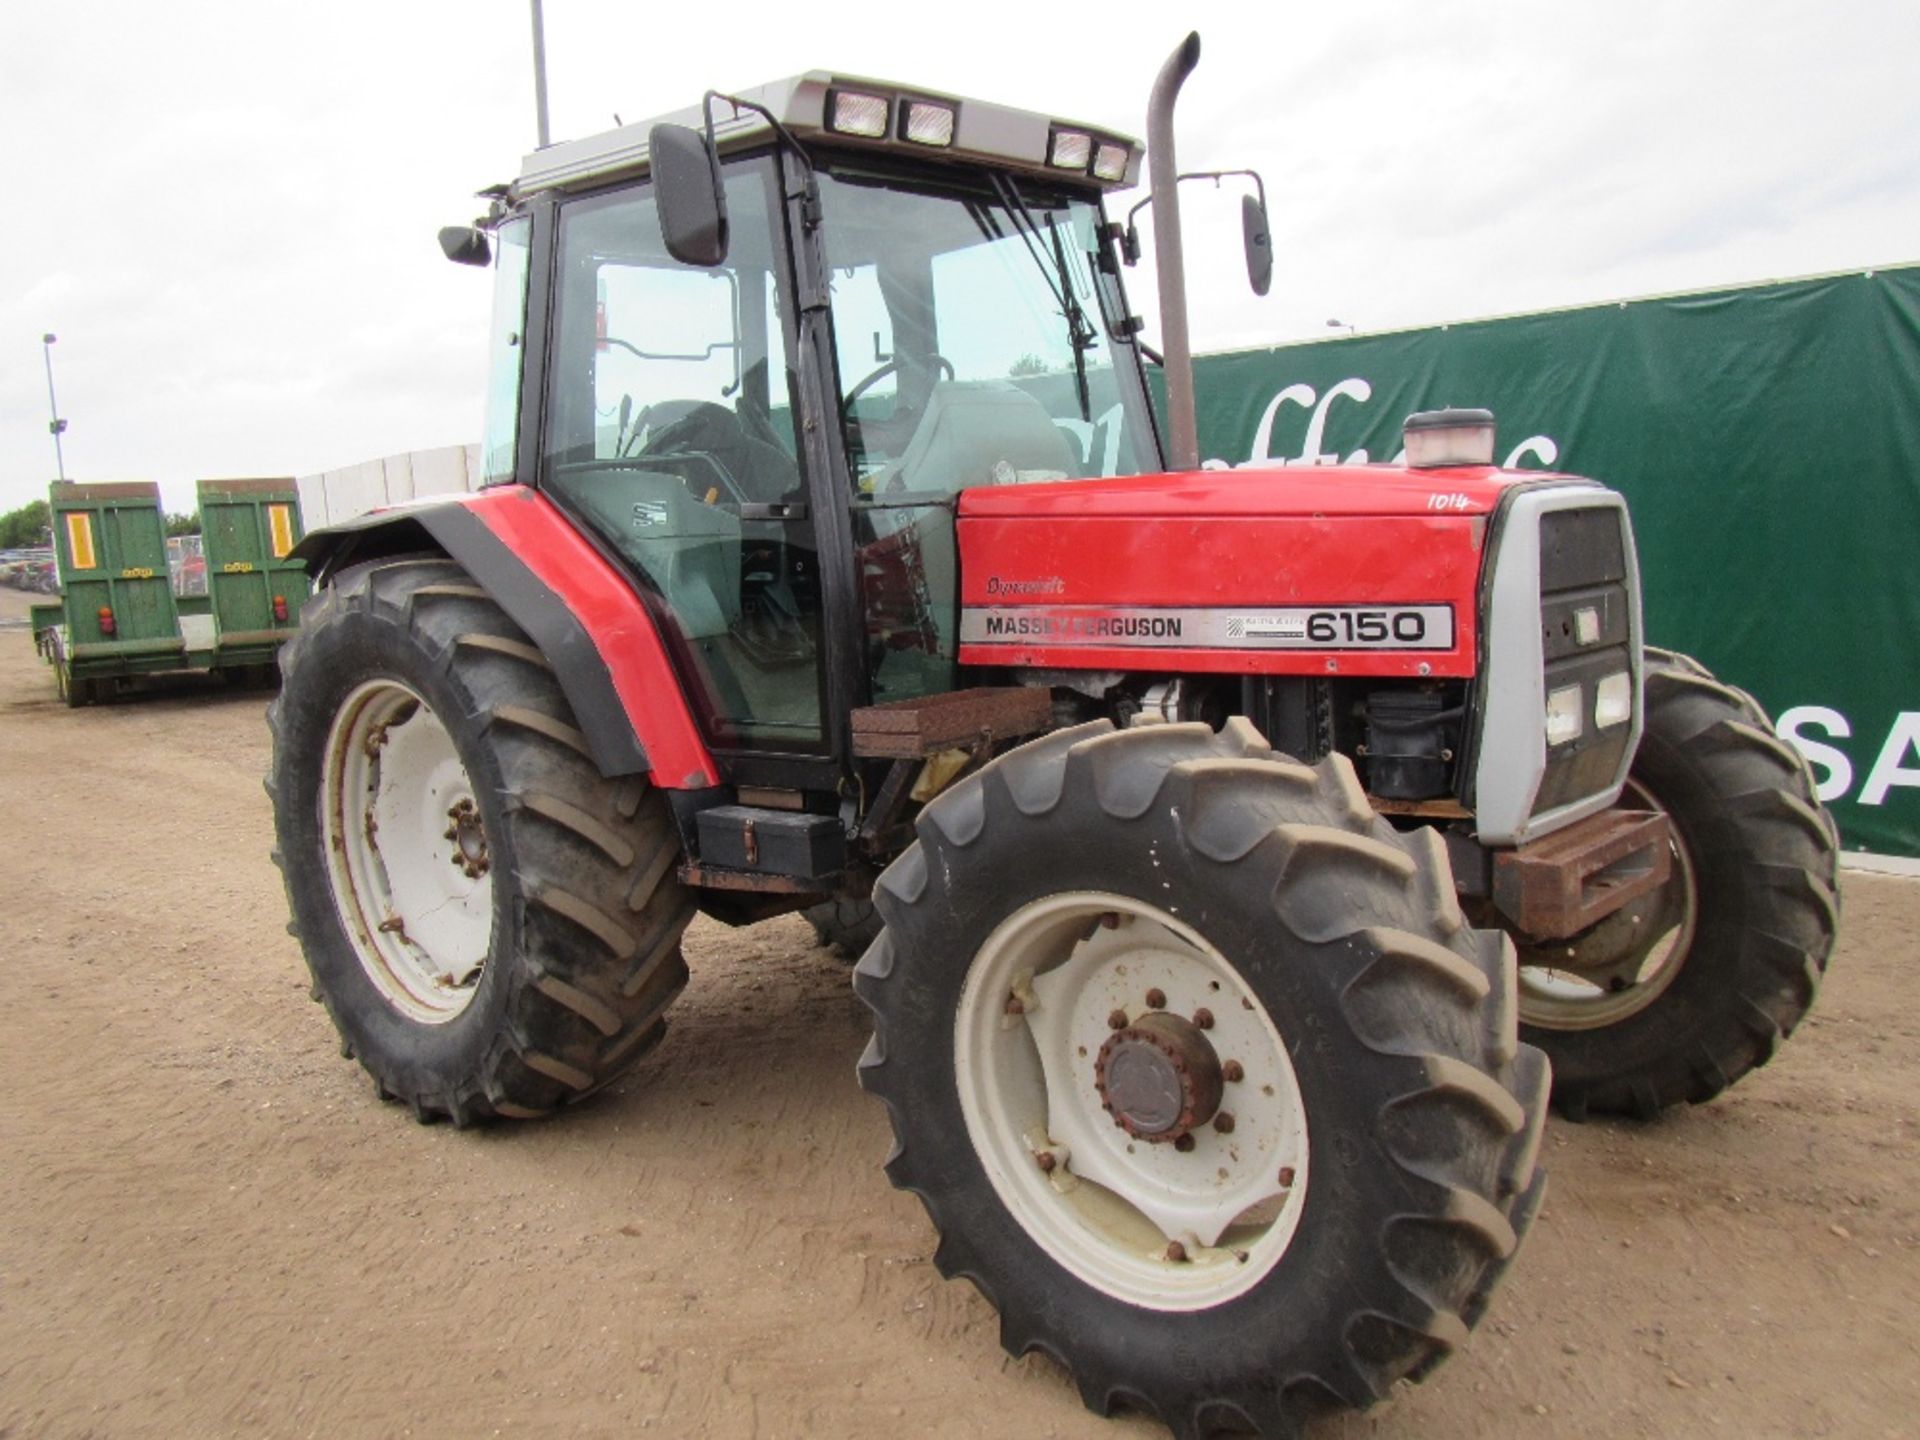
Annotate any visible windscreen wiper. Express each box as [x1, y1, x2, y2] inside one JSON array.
[[988, 173, 1096, 422]]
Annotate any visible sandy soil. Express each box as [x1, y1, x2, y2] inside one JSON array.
[[2, 584, 1917, 1440]]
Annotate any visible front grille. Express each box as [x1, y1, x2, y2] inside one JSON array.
[[1533, 507, 1635, 817]]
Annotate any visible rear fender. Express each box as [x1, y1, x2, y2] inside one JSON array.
[[293, 487, 719, 788]]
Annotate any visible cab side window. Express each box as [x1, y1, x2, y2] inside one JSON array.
[[541, 155, 825, 752]]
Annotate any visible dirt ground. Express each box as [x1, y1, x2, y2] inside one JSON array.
[[2, 585, 1917, 1440]]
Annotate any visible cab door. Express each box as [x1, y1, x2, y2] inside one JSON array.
[[539, 153, 830, 764]]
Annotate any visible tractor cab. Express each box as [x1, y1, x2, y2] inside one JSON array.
[[459, 74, 1171, 784]]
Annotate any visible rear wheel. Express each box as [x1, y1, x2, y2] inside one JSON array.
[[1514, 653, 1839, 1119], [856, 720, 1548, 1438], [268, 557, 695, 1123], [803, 895, 882, 957]]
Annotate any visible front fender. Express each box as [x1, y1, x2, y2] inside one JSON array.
[[295, 487, 719, 788]]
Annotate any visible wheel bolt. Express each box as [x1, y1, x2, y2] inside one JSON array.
[[1222, 1060, 1245, 1083], [1145, 987, 1166, 1010], [1278, 1166, 1295, 1188], [1174, 1134, 1196, 1153], [1100, 912, 1121, 929], [1108, 1008, 1129, 1030], [1004, 995, 1025, 1016], [1165, 1241, 1188, 1263], [1193, 1008, 1214, 1030], [442, 827, 457, 841], [1213, 1111, 1236, 1135], [1035, 1151, 1056, 1174]]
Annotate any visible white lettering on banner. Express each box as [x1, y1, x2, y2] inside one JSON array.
[[1778, 706, 1854, 802], [1241, 376, 1559, 471], [1778, 706, 1920, 808], [1861, 713, 1920, 807]]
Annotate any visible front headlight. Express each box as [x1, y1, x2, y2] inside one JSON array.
[[1546, 684, 1584, 747], [1594, 670, 1632, 729]]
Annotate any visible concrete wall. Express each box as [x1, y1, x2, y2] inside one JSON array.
[[294, 443, 482, 530]]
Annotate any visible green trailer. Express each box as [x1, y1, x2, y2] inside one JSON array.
[[38, 481, 187, 705], [32, 478, 310, 705], [191, 478, 310, 668]]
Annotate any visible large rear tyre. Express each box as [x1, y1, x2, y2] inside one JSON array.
[[268, 558, 694, 1124], [1514, 653, 1840, 1119], [803, 895, 882, 957], [856, 720, 1548, 1439]]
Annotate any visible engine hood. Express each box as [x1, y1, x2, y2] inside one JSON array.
[[958, 463, 1583, 520], [953, 466, 1605, 681]]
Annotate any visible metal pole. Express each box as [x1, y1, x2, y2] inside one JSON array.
[[41, 333, 67, 483], [529, 0, 552, 148], [1146, 33, 1202, 472]]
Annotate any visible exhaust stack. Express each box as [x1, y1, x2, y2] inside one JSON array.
[[1147, 31, 1202, 471]]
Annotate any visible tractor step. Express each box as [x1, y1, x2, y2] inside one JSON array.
[[851, 686, 1053, 759]]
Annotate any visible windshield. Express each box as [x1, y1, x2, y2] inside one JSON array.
[[815, 166, 1157, 497]]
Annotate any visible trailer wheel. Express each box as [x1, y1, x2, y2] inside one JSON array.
[[856, 720, 1548, 1437], [1514, 654, 1839, 1119], [803, 895, 882, 957], [267, 557, 694, 1124]]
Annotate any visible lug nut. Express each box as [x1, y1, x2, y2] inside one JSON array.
[[1100, 912, 1121, 929], [1174, 1134, 1196, 1153], [1193, 1008, 1214, 1030], [1222, 1060, 1245, 1083], [1035, 1151, 1056, 1174], [1278, 1166, 1295, 1188], [1165, 1241, 1188, 1263], [1004, 995, 1026, 1016], [1212, 1111, 1236, 1134], [1145, 988, 1166, 1010], [1108, 1008, 1129, 1030]]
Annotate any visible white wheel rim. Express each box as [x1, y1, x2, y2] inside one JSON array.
[[321, 679, 494, 1023], [954, 893, 1310, 1311]]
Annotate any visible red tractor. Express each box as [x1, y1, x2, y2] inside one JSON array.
[[271, 36, 1837, 1438]]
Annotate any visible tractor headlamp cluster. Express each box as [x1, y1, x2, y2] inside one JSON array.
[[825, 88, 960, 148], [1545, 671, 1634, 748], [1047, 126, 1134, 181], [819, 87, 1130, 180]]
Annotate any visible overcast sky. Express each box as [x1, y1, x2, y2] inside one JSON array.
[[3, 0, 1915, 517]]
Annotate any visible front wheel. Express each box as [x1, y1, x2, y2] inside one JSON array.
[[856, 720, 1548, 1438], [1513, 653, 1840, 1119]]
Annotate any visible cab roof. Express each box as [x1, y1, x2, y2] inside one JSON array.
[[513, 70, 1143, 199]]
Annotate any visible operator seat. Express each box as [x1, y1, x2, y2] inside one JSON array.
[[884, 380, 1077, 495]]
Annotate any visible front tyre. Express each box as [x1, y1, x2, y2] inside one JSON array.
[[1514, 653, 1840, 1119], [268, 558, 694, 1124], [856, 721, 1548, 1438]]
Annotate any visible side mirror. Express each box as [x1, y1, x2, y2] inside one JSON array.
[[1241, 193, 1272, 297], [438, 225, 492, 267], [650, 123, 729, 267]]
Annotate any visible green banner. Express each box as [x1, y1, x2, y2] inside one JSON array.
[[1192, 266, 1920, 859]]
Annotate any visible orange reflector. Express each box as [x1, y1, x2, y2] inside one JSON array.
[[97, 605, 116, 636], [272, 594, 289, 622]]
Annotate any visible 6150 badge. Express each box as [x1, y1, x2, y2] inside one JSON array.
[[959, 604, 1454, 651]]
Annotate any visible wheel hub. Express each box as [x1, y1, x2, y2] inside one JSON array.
[[444, 798, 490, 878], [1096, 1012, 1223, 1141]]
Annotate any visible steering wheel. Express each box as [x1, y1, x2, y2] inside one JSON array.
[[844, 354, 955, 412]]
